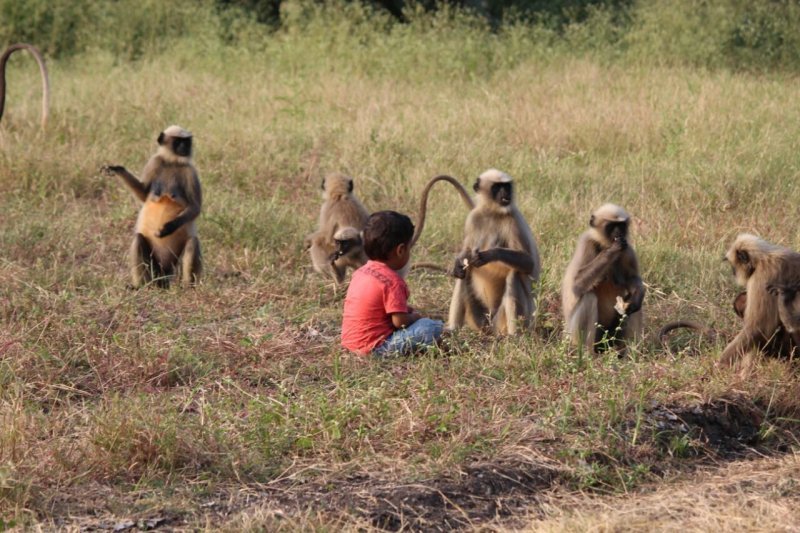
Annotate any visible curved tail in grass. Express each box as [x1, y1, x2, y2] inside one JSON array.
[[658, 321, 716, 352], [1, 43, 50, 130], [410, 262, 448, 273]]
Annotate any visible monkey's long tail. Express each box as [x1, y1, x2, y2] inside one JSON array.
[[411, 174, 475, 247], [0, 43, 49, 130], [410, 262, 448, 273], [658, 321, 716, 352]]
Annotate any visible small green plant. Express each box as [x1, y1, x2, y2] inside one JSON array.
[[667, 434, 693, 458]]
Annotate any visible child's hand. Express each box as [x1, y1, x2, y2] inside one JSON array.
[[391, 311, 421, 329]]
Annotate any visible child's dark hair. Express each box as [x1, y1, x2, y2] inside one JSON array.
[[363, 210, 415, 260]]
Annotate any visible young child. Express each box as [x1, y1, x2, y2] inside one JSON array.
[[341, 210, 444, 357]]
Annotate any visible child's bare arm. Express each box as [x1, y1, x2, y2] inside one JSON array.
[[391, 311, 421, 329]]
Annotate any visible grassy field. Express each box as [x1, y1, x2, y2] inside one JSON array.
[[3, 7, 800, 530]]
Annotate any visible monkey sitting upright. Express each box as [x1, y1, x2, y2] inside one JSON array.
[[562, 204, 644, 353], [103, 125, 202, 288], [306, 173, 370, 286], [448, 169, 541, 335]]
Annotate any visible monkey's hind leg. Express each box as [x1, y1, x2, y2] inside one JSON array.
[[331, 262, 347, 286], [566, 292, 598, 355], [129, 233, 155, 288], [450, 278, 492, 331], [448, 280, 467, 330], [309, 240, 338, 281], [180, 236, 202, 288], [499, 272, 533, 335], [623, 309, 644, 342]]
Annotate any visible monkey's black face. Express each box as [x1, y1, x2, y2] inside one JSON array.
[[333, 237, 361, 261], [726, 249, 755, 284], [732, 250, 755, 279], [172, 137, 192, 157], [491, 182, 513, 206], [606, 221, 628, 241], [335, 239, 355, 255]]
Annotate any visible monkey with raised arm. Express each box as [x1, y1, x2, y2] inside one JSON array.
[[103, 125, 202, 288]]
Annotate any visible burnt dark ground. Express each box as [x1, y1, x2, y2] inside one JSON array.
[[45, 396, 787, 532]]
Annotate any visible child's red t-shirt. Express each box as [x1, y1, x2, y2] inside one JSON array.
[[341, 260, 410, 355]]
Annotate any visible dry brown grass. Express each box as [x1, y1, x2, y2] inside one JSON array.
[[530, 453, 800, 532]]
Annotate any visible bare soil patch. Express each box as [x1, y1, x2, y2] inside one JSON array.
[[644, 396, 765, 457]]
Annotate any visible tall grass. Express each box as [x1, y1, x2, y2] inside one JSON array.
[[2, 0, 800, 529]]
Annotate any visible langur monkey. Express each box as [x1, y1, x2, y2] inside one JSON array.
[[103, 125, 202, 288], [0, 43, 49, 130], [306, 173, 370, 286], [308, 173, 463, 286], [448, 169, 541, 335], [562, 204, 644, 353], [719, 233, 800, 365]]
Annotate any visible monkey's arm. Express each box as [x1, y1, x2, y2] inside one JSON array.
[[158, 172, 202, 238], [452, 250, 470, 279], [621, 249, 645, 314], [766, 254, 800, 294], [768, 272, 800, 296], [470, 248, 536, 275], [625, 276, 645, 315], [572, 243, 622, 297], [102, 165, 148, 203], [304, 232, 315, 250], [159, 202, 201, 237], [452, 249, 476, 279], [720, 328, 758, 365]]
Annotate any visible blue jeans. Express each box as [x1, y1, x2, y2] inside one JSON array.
[[373, 318, 444, 357]]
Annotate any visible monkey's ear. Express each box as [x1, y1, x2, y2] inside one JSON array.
[[348, 180, 354, 193], [589, 214, 596, 227], [320, 178, 326, 190], [473, 178, 480, 192], [736, 250, 749, 264], [157, 132, 166, 145]]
